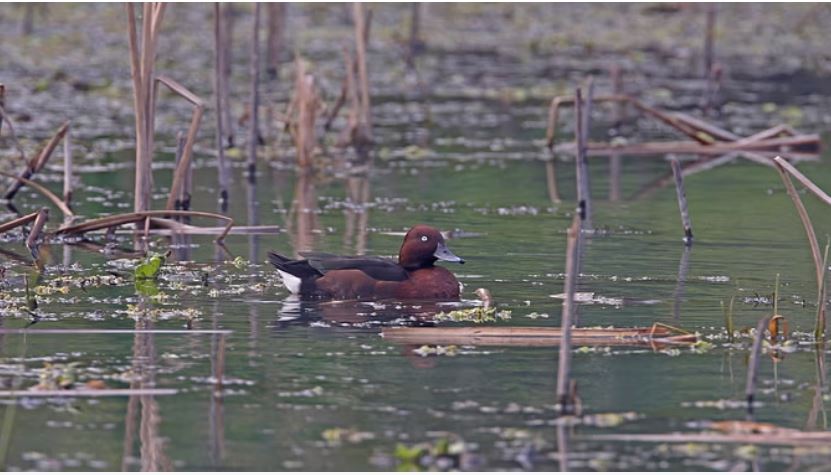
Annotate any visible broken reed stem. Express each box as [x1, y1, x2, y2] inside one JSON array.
[[773, 157, 826, 337], [745, 316, 771, 415], [25, 207, 48, 258], [4, 120, 69, 200], [172, 131, 190, 210], [294, 60, 320, 169], [213, 3, 230, 211], [62, 123, 72, 207], [247, 2, 262, 181], [670, 159, 694, 245], [353, 2, 372, 142], [773, 156, 831, 206], [54, 210, 235, 243], [579, 78, 593, 225], [0, 211, 39, 235], [557, 215, 582, 414], [573, 87, 590, 222], [0, 170, 73, 218], [155, 75, 204, 211], [0, 83, 4, 135]]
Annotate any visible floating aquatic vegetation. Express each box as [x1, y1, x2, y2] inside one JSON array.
[[413, 345, 459, 357], [134, 251, 169, 280], [433, 306, 511, 323], [321, 427, 375, 446]]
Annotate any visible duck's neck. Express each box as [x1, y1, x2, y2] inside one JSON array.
[[399, 257, 436, 270]]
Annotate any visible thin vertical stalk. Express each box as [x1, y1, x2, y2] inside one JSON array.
[[247, 3, 261, 181], [220, 3, 235, 148], [670, 159, 693, 245], [173, 131, 186, 210], [0, 83, 5, 135], [63, 123, 72, 207], [214, 3, 230, 211], [353, 2, 372, 142], [557, 215, 581, 414], [746, 316, 771, 415], [816, 240, 829, 340], [573, 88, 587, 221], [579, 79, 593, 225]]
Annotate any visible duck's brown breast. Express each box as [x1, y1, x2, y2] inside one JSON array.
[[392, 266, 461, 300]]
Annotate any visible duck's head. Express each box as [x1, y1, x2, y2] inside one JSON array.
[[398, 224, 464, 270]]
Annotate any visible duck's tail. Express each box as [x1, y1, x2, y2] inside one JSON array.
[[267, 251, 322, 295]]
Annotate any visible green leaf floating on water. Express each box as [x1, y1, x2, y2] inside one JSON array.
[[135, 253, 167, 280]]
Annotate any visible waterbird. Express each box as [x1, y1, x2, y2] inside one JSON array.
[[269, 224, 464, 300]]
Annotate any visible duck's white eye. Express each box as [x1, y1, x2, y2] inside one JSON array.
[[420, 235, 429, 242]]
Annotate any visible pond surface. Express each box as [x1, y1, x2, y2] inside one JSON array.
[[1, 3, 831, 472]]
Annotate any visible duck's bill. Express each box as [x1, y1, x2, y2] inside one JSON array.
[[434, 242, 465, 264]]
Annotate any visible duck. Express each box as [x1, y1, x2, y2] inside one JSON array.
[[268, 224, 465, 300]]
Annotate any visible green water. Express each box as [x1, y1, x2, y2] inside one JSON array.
[[0, 152, 830, 471]]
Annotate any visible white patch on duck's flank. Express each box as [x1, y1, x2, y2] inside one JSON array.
[[277, 270, 302, 294]]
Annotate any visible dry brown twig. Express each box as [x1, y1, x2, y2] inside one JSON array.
[[154, 75, 205, 211], [3, 120, 69, 200]]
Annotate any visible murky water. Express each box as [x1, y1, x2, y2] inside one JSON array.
[[1, 3, 831, 472]]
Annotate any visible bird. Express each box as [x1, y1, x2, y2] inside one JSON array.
[[268, 224, 464, 300]]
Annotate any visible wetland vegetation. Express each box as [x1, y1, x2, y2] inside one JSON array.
[[0, 2, 831, 471]]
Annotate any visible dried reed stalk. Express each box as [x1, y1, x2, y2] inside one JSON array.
[[0, 210, 39, 235], [25, 207, 48, 258], [172, 131, 188, 210], [62, 122, 73, 207], [219, 3, 235, 149], [573, 88, 590, 222], [578, 79, 593, 223], [247, 3, 262, 180], [292, 60, 320, 168], [352, 2, 372, 143], [545, 93, 799, 151], [557, 215, 582, 413], [381, 326, 697, 347], [0, 170, 74, 218], [670, 159, 693, 245], [155, 75, 204, 211], [772, 156, 828, 337], [126, 3, 167, 213], [0, 83, 4, 135], [4, 120, 69, 200], [54, 210, 235, 243], [213, 3, 230, 210], [745, 316, 771, 414]]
